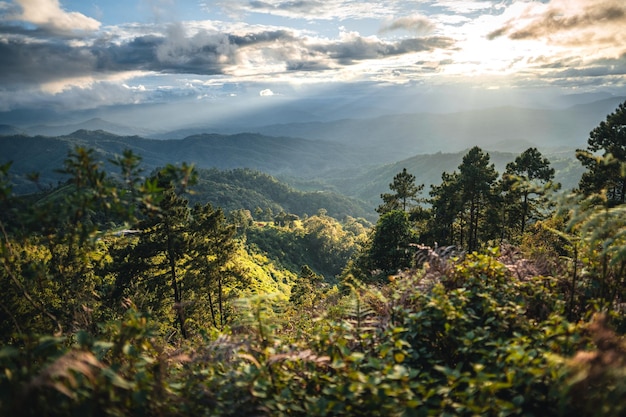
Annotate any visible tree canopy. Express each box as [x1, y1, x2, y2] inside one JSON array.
[[576, 100, 626, 205]]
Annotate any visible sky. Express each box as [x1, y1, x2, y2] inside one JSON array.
[[1, 0, 625, 129]]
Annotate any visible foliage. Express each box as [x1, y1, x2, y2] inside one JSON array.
[[557, 172, 626, 328], [376, 168, 424, 215], [576, 100, 626, 205], [245, 212, 367, 280], [2, 101, 626, 415], [5, 248, 625, 416], [365, 210, 416, 275], [425, 147, 500, 251], [192, 168, 374, 221], [502, 147, 557, 239]]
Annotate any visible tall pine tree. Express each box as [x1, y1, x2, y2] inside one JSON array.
[[577, 100, 626, 206]]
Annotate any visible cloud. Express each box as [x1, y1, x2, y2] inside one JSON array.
[[153, 23, 238, 73], [249, 0, 324, 14], [312, 32, 455, 65], [0, 79, 144, 112], [488, 0, 626, 43], [0, 37, 99, 85], [140, 0, 176, 22], [216, 0, 405, 21], [433, 0, 498, 14], [0, 17, 456, 93], [379, 15, 436, 36], [259, 88, 274, 96], [542, 53, 626, 80], [14, 0, 101, 34]]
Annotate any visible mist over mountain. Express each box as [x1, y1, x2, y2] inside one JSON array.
[[217, 97, 625, 158], [0, 125, 24, 136], [1, 88, 621, 146], [23, 118, 161, 138], [1, 93, 619, 215], [140, 96, 624, 161]]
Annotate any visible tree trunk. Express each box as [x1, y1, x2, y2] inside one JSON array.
[[520, 192, 529, 236], [166, 223, 187, 339], [207, 284, 217, 328], [218, 275, 224, 329]]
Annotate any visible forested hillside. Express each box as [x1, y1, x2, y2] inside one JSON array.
[[0, 102, 625, 416], [192, 168, 373, 221], [322, 149, 584, 208], [0, 130, 379, 194], [0, 128, 583, 215]]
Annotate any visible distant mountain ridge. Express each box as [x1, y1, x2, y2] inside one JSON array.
[[242, 97, 626, 157], [3, 97, 622, 161], [22, 118, 161, 138], [0, 130, 380, 194], [151, 97, 626, 161], [0, 125, 24, 136], [0, 128, 585, 216]]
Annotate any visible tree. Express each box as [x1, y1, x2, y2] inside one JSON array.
[[457, 147, 498, 252], [109, 165, 196, 338], [143, 188, 191, 338], [577, 100, 626, 206], [377, 168, 424, 215], [427, 171, 462, 247], [502, 148, 555, 237], [187, 203, 236, 329], [302, 212, 355, 277], [1, 147, 151, 338], [367, 210, 415, 274], [289, 264, 323, 306]]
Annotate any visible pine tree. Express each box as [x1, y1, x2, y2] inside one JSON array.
[[109, 165, 196, 338], [377, 168, 424, 215], [368, 210, 415, 273], [457, 147, 498, 252], [428, 171, 462, 246], [576, 100, 626, 206], [187, 203, 236, 329], [502, 147, 555, 237]]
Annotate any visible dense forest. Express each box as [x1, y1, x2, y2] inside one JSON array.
[[1, 102, 625, 416]]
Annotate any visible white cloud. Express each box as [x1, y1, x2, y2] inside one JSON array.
[[432, 0, 497, 14], [215, 0, 411, 21], [259, 88, 275, 96], [15, 0, 101, 34]]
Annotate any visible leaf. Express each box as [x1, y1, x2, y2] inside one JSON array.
[[394, 352, 406, 363], [0, 346, 19, 359]]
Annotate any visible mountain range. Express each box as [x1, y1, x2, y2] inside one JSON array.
[[3, 97, 622, 165], [0, 127, 585, 218]]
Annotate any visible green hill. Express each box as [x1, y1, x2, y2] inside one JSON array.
[[192, 168, 374, 221], [320, 149, 583, 208], [0, 130, 378, 194], [0, 130, 584, 215]]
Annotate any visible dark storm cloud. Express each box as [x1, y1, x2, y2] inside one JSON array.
[[488, 1, 626, 41], [286, 60, 332, 71], [0, 23, 58, 38]]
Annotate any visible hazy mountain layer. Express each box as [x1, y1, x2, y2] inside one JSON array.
[[0, 129, 584, 217], [0, 130, 379, 194], [238, 97, 625, 159]]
